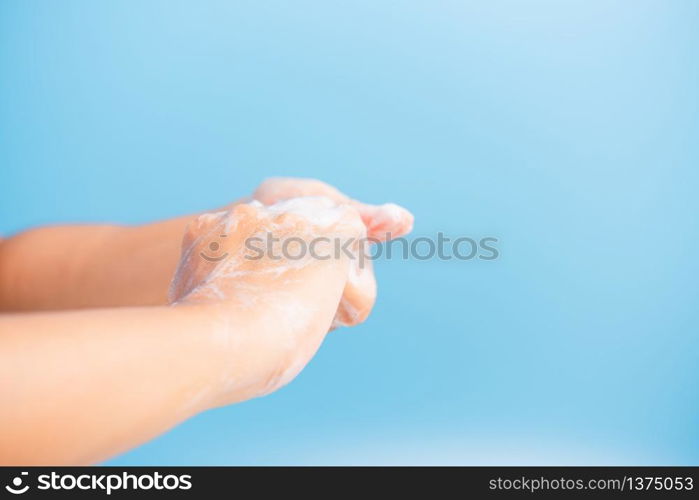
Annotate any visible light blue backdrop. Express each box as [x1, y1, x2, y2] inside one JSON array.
[[1, 1, 697, 464]]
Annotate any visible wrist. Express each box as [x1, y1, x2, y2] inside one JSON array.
[[177, 301, 267, 408], [161, 302, 236, 413], [172, 298, 318, 409]]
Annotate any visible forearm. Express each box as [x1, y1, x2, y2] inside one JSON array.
[[0, 216, 194, 311], [0, 260, 346, 465], [0, 303, 223, 465]]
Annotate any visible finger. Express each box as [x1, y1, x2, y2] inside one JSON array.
[[334, 254, 377, 328], [351, 201, 414, 241]]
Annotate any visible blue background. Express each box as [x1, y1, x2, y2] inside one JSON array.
[[1, 1, 698, 464]]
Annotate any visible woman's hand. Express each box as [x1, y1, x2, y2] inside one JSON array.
[[250, 178, 414, 327], [169, 197, 371, 405], [0, 177, 412, 313]]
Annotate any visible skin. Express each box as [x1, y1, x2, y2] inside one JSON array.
[[0, 178, 413, 465]]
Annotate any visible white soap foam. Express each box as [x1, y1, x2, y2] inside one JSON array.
[[254, 196, 350, 228]]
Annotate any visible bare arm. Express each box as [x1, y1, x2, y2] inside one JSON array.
[[0, 178, 412, 313], [0, 303, 220, 464], [0, 257, 348, 465], [0, 215, 198, 311]]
